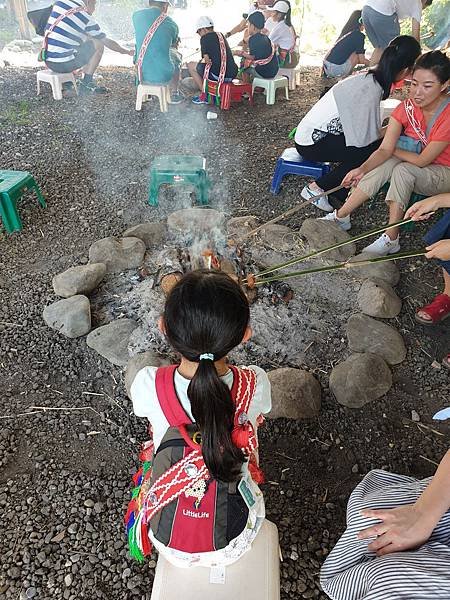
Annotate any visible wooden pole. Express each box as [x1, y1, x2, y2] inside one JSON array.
[[10, 0, 32, 40]]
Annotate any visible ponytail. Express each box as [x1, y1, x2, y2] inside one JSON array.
[[188, 359, 245, 482], [284, 6, 292, 27], [369, 35, 421, 99], [163, 270, 251, 483]]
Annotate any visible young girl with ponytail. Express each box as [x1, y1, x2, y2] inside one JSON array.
[[127, 270, 271, 567], [266, 0, 299, 68]]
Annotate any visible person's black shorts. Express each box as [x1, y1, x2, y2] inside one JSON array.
[[45, 40, 96, 73], [196, 62, 233, 82]]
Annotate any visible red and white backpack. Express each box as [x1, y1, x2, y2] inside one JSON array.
[[125, 365, 264, 560]]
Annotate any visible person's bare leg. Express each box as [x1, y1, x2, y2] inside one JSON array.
[[83, 41, 104, 76], [170, 69, 180, 93], [188, 61, 203, 91], [384, 200, 404, 240], [336, 188, 371, 218], [369, 47, 382, 66], [417, 269, 450, 321]]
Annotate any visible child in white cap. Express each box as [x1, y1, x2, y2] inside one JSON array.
[[266, 0, 299, 68], [187, 16, 238, 104]]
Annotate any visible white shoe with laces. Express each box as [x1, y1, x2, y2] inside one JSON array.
[[301, 184, 334, 212], [319, 210, 351, 231], [362, 233, 400, 256]]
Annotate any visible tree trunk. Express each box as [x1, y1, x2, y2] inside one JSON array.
[[10, 0, 32, 40]]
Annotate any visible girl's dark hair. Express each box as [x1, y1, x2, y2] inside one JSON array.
[[369, 35, 421, 99], [276, 1, 292, 27], [412, 50, 450, 84], [163, 270, 250, 483], [337, 10, 362, 39]]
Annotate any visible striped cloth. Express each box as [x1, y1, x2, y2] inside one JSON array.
[[320, 469, 450, 600], [45, 0, 106, 63]]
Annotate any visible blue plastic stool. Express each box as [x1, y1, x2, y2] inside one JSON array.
[[270, 148, 331, 195]]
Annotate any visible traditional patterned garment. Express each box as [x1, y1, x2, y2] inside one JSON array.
[[320, 469, 450, 600]]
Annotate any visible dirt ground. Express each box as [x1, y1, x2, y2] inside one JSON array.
[[0, 66, 449, 600]]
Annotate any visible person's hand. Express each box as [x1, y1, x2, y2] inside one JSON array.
[[425, 240, 450, 261], [233, 49, 244, 57], [127, 49, 135, 56], [405, 197, 437, 221], [357, 504, 435, 556], [342, 168, 365, 188]]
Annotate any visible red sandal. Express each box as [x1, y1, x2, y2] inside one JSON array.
[[415, 293, 450, 325]]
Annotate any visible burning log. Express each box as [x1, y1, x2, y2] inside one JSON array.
[[160, 272, 183, 296]]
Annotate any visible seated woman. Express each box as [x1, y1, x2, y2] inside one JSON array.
[[294, 36, 421, 211], [320, 449, 450, 600], [322, 50, 450, 256], [323, 10, 370, 79], [405, 193, 450, 368], [266, 1, 299, 69]]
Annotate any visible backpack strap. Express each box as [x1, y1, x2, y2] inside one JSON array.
[[425, 97, 450, 139], [404, 98, 450, 148], [229, 366, 259, 455], [136, 12, 168, 83], [252, 42, 276, 67], [155, 365, 193, 426], [201, 32, 228, 104], [39, 5, 85, 60]]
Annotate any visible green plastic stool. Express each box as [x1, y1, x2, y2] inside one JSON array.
[[148, 155, 210, 207], [0, 170, 46, 234]]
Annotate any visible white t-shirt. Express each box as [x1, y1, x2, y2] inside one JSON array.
[[364, 0, 422, 22], [130, 364, 272, 568], [295, 88, 342, 146], [268, 20, 295, 50]]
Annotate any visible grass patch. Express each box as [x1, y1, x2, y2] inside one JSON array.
[[0, 100, 31, 127]]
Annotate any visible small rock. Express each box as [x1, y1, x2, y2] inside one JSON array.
[[123, 222, 167, 248], [167, 208, 224, 237], [351, 464, 359, 474], [260, 224, 298, 252], [93, 502, 104, 514], [25, 587, 36, 599], [347, 252, 400, 286], [125, 351, 171, 397], [64, 574, 72, 587], [52, 263, 106, 298], [84, 499, 95, 508], [346, 314, 406, 365], [86, 319, 138, 366], [411, 410, 420, 422], [88, 237, 145, 273], [299, 219, 356, 261], [330, 353, 392, 408], [267, 368, 321, 419], [43, 295, 91, 338], [226, 216, 259, 240], [357, 277, 402, 318]]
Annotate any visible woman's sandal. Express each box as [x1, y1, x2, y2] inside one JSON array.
[[415, 293, 450, 325]]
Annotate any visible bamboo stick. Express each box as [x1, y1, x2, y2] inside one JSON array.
[[247, 217, 415, 282], [240, 184, 344, 241], [254, 249, 426, 286]]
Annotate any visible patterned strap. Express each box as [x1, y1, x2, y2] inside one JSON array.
[[252, 42, 276, 67], [43, 5, 85, 50], [404, 99, 428, 146], [155, 365, 192, 427], [229, 366, 258, 454], [202, 32, 228, 97], [136, 12, 168, 83]]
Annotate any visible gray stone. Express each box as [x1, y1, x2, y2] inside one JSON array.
[[267, 368, 321, 419], [299, 219, 356, 261], [329, 353, 392, 408], [88, 237, 145, 273], [226, 216, 259, 240], [52, 263, 106, 298], [260, 224, 298, 252], [347, 252, 400, 286], [346, 314, 406, 365], [43, 296, 91, 338], [86, 319, 138, 366], [125, 352, 171, 397], [357, 277, 402, 318], [123, 222, 167, 249], [64, 574, 72, 587], [167, 208, 224, 236]]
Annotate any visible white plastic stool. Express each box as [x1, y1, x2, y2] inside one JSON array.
[[278, 67, 301, 90], [150, 520, 280, 600], [380, 98, 401, 122], [36, 69, 78, 100], [252, 76, 289, 105], [136, 83, 170, 113]]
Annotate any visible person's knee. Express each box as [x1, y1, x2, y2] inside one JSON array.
[[391, 162, 416, 181]]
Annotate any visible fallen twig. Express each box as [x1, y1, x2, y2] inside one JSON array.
[[419, 455, 439, 467]]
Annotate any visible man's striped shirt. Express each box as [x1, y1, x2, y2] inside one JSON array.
[[45, 0, 106, 63]]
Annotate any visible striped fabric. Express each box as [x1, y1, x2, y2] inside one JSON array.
[[45, 0, 106, 63], [320, 470, 450, 600]]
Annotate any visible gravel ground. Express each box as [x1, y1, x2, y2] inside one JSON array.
[[1, 66, 449, 600]]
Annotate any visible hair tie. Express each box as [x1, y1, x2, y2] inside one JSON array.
[[199, 353, 214, 361]]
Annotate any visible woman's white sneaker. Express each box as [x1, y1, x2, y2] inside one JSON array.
[[301, 184, 334, 212], [363, 233, 400, 256], [319, 210, 351, 231]]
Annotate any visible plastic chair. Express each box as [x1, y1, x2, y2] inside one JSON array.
[[252, 75, 289, 105], [136, 83, 170, 113], [278, 67, 301, 91], [149, 155, 210, 207], [270, 147, 331, 195], [204, 80, 254, 110], [150, 520, 280, 600], [0, 170, 46, 234], [36, 69, 78, 100]]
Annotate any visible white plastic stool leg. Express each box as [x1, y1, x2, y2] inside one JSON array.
[[51, 76, 63, 101], [36, 78, 41, 96], [136, 85, 144, 111], [267, 81, 275, 105]]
